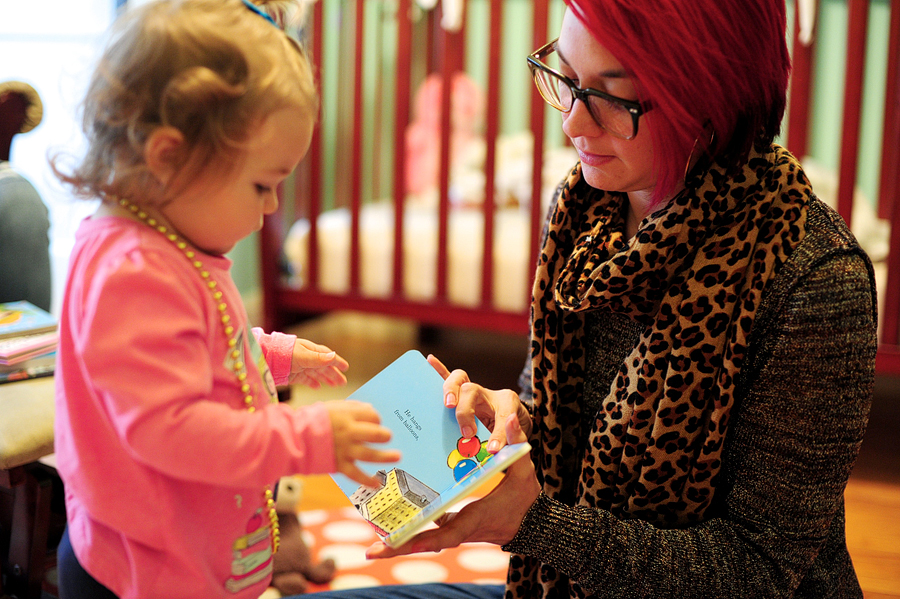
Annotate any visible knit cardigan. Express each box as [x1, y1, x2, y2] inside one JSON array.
[[504, 197, 877, 598]]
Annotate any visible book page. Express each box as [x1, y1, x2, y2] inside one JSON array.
[[330, 350, 532, 547]]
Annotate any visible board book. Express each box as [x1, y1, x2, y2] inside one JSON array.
[[0, 301, 57, 340], [330, 349, 531, 548], [0, 332, 58, 365], [0, 351, 56, 383]]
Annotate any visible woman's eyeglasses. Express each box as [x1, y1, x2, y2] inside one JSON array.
[[527, 39, 646, 140]]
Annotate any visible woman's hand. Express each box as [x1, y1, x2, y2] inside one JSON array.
[[325, 400, 401, 488], [427, 354, 532, 453], [288, 338, 350, 388], [365, 413, 540, 558]]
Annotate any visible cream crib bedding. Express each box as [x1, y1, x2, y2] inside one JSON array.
[[284, 204, 534, 312]]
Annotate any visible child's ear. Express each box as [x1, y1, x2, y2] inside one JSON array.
[[144, 126, 185, 185]]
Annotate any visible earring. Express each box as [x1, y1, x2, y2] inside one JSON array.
[[684, 128, 716, 180]]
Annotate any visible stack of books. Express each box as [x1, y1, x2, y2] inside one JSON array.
[[0, 300, 58, 383]]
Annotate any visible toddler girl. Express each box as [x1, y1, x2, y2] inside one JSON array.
[[51, 1, 400, 597]]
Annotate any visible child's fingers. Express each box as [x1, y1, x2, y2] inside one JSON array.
[[305, 366, 348, 387], [327, 353, 350, 371], [340, 465, 382, 488], [329, 402, 397, 441], [294, 339, 350, 371], [295, 338, 334, 354], [294, 351, 348, 372], [338, 447, 402, 486], [345, 420, 394, 445], [339, 400, 384, 423], [350, 446, 402, 465]]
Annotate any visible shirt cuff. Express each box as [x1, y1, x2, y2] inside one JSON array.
[[501, 491, 603, 574], [252, 328, 297, 386]]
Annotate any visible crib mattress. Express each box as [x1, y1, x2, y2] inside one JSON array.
[[284, 204, 535, 313]]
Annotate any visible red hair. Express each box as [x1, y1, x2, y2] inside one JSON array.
[[565, 0, 791, 204]]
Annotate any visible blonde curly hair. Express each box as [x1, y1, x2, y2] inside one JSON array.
[[55, 0, 317, 205]]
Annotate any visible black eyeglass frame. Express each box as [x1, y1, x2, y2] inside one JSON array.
[[527, 39, 647, 140]]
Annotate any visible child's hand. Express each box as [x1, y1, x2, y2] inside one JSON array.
[[325, 400, 401, 488], [289, 339, 350, 388]]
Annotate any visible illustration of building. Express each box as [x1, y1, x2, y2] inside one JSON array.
[[349, 468, 439, 535]]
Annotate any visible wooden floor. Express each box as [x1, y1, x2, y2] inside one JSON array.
[[846, 375, 900, 598], [286, 312, 900, 598]]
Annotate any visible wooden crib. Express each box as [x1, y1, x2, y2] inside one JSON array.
[[259, 0, 900, 374]]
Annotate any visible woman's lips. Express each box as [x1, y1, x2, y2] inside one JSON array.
[[577, 148, 614, 167]]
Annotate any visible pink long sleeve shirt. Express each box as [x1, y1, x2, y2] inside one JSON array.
[[55, 215, 337, 599]]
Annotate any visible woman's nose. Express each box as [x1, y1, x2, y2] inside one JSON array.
[[561, 97, 602, 139]]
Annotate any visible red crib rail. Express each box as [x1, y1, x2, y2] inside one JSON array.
[[391, 0, 412, 301], [262, 0, 900, 375], [876, 0, 900, 371]]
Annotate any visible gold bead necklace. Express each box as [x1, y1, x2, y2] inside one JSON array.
[[116, 196, 280, 553]]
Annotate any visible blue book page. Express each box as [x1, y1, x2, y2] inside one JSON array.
[[330, 349, 531, 547]]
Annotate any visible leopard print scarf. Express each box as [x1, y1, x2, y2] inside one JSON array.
[[510, 144, 810, 598]]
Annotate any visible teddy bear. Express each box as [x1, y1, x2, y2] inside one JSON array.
[[267, 475, 336, 596]]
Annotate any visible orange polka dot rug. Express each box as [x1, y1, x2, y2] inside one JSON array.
[[279, 498, 510, 594]]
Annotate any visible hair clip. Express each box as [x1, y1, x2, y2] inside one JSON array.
[[241, 0, 277, 26]]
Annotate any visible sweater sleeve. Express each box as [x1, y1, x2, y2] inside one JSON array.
[[503, 249, 876, 598], [252, 328, 297, 386], [76, 249, 336, 488]]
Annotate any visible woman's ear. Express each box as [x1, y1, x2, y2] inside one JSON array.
[[144, 126, 185, 186]]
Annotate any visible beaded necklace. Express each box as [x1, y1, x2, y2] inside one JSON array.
[[115, 196, 280, 553]]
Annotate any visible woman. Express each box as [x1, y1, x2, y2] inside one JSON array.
[[302, 0, 877, 597]]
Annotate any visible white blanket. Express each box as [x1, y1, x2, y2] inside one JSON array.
[[284, 204, 535, 312]]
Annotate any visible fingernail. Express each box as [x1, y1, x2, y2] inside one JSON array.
[[462, 426, 474, 438], [487, 440, 500, 453], [444, 393, 455, 407]]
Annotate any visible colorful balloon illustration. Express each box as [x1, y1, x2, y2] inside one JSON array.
[[453, 458, 478, 481], [447, 449, 463, 469], [457, 436, 481, 458], [446, 436, 496, 481]]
